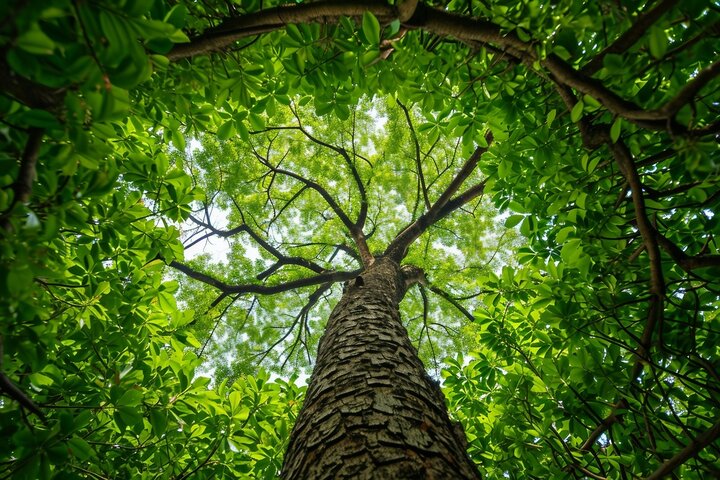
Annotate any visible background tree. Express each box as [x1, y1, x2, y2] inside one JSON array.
[[1, 0, 719, 479]]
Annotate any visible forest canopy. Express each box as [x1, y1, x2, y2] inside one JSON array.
[[1, 0, 719, 478]]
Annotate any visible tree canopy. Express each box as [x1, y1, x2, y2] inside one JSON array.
[[1, 0, 719, 478]]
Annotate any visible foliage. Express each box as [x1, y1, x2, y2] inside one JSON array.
[[173, 97, 511, 379], [1, 0, 719, 478]]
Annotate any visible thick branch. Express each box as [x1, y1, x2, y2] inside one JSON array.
[[280, 111, 373, 266], [582, 0, 679, 76], [287, 112, 369, 227], [385, 132, 490, 263], [655, 231, 720, 272], [0, 335, 46, 423], [624, 59, 720, 120], [167, 0, 397, 60], [169, 0, 709, 133], [11, 128, 43, 205], [386, 177, 486, 262], [0, 372, 47, 422], [580, 399, 628, 451], [644, 420, 720, 480], [610, 141, 665, 373], [168, 259, 359, 296]]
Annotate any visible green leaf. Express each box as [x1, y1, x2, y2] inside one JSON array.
[[149, 409, 168, 436], [570, 100, 584, 123], [504, 215, 524, 228], [29, 372, 53, 388], [546, 108, 556, 125], [118, 388, 144, 407], [610, 117, 622, 143], [99, 11, 130, 60], [603, 53, 624, 73], [229, 391, 242, 413], [388, 19, 401, 37], [361, 48, 380, 66], [561, 238, 583, 264], [67, 437, 94, 461], [648, 27, 668, 59], [164, 4, 188, 28], [362, 12, 380, 45], [172, 130, 186, 151], [217, 120, 235, 141], [14, 109, 60, 129], [15, 24, 55, 54], [249, 113, 265, 131]]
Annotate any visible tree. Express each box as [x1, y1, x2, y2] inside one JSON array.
[[169, 101, 499, 477], [2, 0, 719, 479]]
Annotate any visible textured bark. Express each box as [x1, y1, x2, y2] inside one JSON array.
[[281, 257, 480, 479]]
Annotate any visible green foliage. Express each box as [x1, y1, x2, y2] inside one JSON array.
[[2, 0, 719, 478]]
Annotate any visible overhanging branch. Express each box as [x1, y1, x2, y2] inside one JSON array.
[[167, 259, 359, 296], [644, 420, 720, 480], [581, 0, 679, 76]]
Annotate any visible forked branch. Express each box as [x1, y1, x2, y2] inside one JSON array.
[[385, 133, 491, 261]]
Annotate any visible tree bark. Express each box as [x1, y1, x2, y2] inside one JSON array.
[[281, 257, 480, 479]]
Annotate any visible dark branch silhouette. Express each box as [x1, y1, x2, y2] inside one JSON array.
[[386, 133, 492, 261], [581, 0, 679, 75]]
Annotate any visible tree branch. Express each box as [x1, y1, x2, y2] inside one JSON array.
[[169, 0, 715, 134], [580, 399, 628, 451], [167, 0, 397, 60], [385, 154, 489, 263], [167, 259, 359, 296], [624, 59, 720, 121], [0, 54, 65, 110], [396, 99, 431, 211], [0, 335, 46, 423], [644, 420, 720, 480], [259, 282, 334, 368], [428, 284, 475, 322], [655, 231, 720, 272], [581, 0, 679, 76], [187, 210, 326, 278], [254, 149, 357, 235], [2, 128, 44, 230], [284, 108, 373, 265]]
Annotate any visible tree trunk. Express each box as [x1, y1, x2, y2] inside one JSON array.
[[281, 257, 481, 479]]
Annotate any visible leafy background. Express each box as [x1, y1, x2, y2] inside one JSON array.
[[1, 0, 719, 478]]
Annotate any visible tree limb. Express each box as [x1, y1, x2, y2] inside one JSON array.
[[0, 336, 46, 423], [644, 420, 720, 480], [254, 149, 358, 237], [396, 99, 431, 211], [581, 0, 679, 76], [167, 0, 397, 60], [428, 284, 474, 322], [186, 211, 326, 278], [167, 259, 359, 296], [2, 128, 44, 230], [169, 0, 714, 134], [0, 54, 65, 110]]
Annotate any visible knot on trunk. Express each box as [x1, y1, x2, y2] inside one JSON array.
[[400, 264, 426, 297]]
